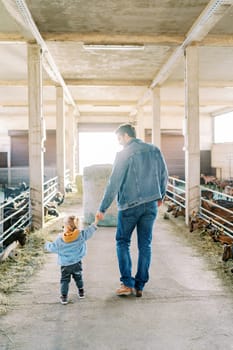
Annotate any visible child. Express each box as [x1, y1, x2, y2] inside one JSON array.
[[45, 214, 99, 304]]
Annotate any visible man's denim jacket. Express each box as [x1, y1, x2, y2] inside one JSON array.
[[99, 138, 168, 212]]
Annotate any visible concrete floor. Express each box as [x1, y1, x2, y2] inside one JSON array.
[[0, 201, 233, 350]]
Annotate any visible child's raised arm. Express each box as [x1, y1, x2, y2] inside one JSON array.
[[94, 214, 100, 226]]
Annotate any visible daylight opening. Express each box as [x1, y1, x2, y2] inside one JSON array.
[[214, 112, 233, 143], [78, 132, 122, 174]]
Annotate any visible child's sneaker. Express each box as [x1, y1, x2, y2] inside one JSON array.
[[78, 288, 85, 299], [60, 295, 68, 304]]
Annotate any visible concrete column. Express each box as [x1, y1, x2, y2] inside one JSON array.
[[28, 44, 44, 229], [137, 107, 144, 140], [75, 121, 82, 194], [184, 45, 200, 225], [151, 88, 161, 148], [56, 86, 66, 195], [66, 106, 76, 182], [76, 121, 80, 174]]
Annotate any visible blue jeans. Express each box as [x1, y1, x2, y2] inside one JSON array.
[[60, 261, 83, 296], [116, 200, 158, 291]]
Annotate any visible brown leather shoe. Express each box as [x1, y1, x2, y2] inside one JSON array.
[[116, 284, 133, 296], [135, 290, 143, 297]]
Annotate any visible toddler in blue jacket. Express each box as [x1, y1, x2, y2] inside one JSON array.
[[45, 214, 99, 304]]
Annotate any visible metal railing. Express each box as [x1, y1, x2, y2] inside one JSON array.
[[165, 176, 186, 209], [0, 190, 31, 249], [65, 169, 70, 185], [43, 176, 58, 206], [0, 170, 70, 255], [165, 177, 233, 238], [200, 186, 233, 237]]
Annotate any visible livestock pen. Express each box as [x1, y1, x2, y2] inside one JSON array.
[[0, 178, 57, 260], [165, 176, 233, 240]]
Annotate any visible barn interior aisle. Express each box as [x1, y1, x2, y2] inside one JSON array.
[[0, 191, 233, 350]]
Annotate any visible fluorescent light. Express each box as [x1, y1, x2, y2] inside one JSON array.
[[0, 41, 25, 45], [83, 44, 144, 51]]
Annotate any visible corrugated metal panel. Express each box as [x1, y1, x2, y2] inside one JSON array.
[[0, 152, 7, 168], [10, 130, 56, 167], [161, 134, 185, 179], [11, 135, 28, 166], [145, 130, 185, 179]]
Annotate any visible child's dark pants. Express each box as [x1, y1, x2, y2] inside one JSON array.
[[60, 261, 83, 296]]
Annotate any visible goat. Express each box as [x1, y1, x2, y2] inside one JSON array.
[[3, 195, 30, 232], [52, 192, 64, 206], [203, 220, 220, 238], [222, 244, 233, 262], [214, 199, 233, 210], [201, 200, 233, 226], [167, 203, 177, 212], [224, 186, 233, 197], [65, 183, 73, 193], [189, 211, 206, 232], [173, 206, 185, 218], [211, 227, 233, 245], [201, 190, 214, 200], [2, 228, 27, 249], [44, 205, 59, 217], [200, 174, 217, 186], [3, 182, 28, 200]]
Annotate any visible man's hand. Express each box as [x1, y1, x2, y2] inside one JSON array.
[[96, 211, 105, 221], [157, 200, 163, 207]]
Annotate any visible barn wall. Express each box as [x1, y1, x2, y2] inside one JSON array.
[[199, 115, 213, 150], [9, 130, 56, 167], [0, 112, 231, 181], [0, 133, 10, 167], [161, 134, 185, 179], [212, 143, 233, 179]]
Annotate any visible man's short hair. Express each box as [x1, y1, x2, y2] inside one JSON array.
[[115, 123, 136, 138]]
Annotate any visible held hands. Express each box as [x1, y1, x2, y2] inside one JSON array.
[[94, 211, 104, 226], [94, 214, 99, 226], [96, 211, 105, 222]]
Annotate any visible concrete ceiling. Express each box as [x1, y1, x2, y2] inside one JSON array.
[[0, 0, 233, 125]]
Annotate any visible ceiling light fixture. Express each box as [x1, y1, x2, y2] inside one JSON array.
[[93, 104, 120, 107], [83, 44, 144, 51]]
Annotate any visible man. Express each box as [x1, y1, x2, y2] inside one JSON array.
[[96, 124, 168, 297]]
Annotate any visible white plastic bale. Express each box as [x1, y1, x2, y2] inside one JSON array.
[[83, 164, 117, 226]]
